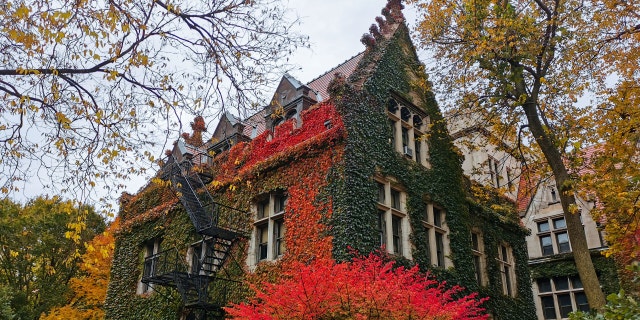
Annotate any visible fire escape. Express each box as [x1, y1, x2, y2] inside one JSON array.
[[141, 140, 247, 319]]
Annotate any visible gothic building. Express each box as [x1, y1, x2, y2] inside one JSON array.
[[105, 2, 535, 319]]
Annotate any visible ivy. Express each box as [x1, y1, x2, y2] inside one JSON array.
[[328, 23, 536, 319], [106, 22, 536, 320], [530, 253, 620, 296]]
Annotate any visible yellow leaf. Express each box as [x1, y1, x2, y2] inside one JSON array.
[[15, 4, 30, 19]]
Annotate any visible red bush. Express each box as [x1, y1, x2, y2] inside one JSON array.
[[226, 253, 489, 320]]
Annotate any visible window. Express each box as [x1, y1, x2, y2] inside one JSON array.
[[422, 203, 450, 267], [376, 178, 409, 258], [556, 232, 570, 253], [506, 168, 513, 189], [497, 244, 516, 297], [537, 276, 590, 319], [540, 235, 554, 256], [596, 221, 607, 248], [471, 231, 487, 286], [251, 193, 287, 264], [550, 188, 558, 203], [386, 98, 428, 166], [188, 238, 228, 275], [488, 156, 501, 187], [138, 237, 162, 294], [536, 216, 571, 256]]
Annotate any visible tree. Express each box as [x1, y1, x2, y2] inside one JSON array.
[[0, 285, 16, 320], [0, 197, 105, 319], [40, 218, 119, 320], [0, 0, 307, 203], [582, 80, 640, 269], [410, 0, 639, 309], [225, 253, 489, 319]]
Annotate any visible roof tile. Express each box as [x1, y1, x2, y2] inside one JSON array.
[[307, 52, 364, 102]]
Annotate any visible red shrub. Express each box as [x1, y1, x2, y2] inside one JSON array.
[[226, 253, 489, 320]]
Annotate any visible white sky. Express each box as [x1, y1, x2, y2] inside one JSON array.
[[286, 0, 419, 83]]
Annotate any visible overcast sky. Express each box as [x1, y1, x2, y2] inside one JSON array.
[[286, 0, 419, 83]]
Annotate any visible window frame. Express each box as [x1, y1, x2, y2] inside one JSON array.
[[537, 275, 590, 319], [375, 177, 410, 258], [487, 156, 502, 188], [422, 203, 450, 268], [250, 192, 288, 265], [497, 243, 517, 297], [386, 98, 429, 167], [536, 216, 572, 256], [138, 237, 163, 295], [471, 230, 488, 286]]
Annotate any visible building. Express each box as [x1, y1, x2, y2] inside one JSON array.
[[450, 114, 620, 320], [517, 171, 619, 320], [447, 111, 522, 201], [104, 2, 536, 319]]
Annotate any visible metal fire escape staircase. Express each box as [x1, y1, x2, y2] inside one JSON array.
[[141, 140, 246, 315]]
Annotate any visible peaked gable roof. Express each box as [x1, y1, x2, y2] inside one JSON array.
[[307, 52, 364, 102], [515, 144, 602, 215], [210, 0, 408, 148], [229, 53, 364, 140]]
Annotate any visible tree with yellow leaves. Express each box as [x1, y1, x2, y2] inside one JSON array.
[[0, 0, 307, 204], [410, 0, 639, 309], [0, 197, 105, 319], [582, 80, 640, 288], [41, 218, 119, 320]]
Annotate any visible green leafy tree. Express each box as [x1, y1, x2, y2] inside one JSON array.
[[0, 285, 16, 320], [0, 197, 105, 319], [410, 0, 639, 309], [0, 0, 307, 204]]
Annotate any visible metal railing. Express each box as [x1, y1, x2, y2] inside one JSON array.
[[141, 248, 188, 285]]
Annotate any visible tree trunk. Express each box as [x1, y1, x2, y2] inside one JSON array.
[[522, 99, 606, 310]]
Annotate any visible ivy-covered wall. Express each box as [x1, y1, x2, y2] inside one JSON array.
[[105, 103, 346, 319], [328, 22, 536, 319], [105, 18, 536, 320], [104, 184, 198, 319]]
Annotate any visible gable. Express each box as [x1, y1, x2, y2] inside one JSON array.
[[211, 112, 241, 142]]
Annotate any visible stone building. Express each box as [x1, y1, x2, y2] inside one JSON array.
[[105, 2, 535, 319], [450, 118, 619, 320]]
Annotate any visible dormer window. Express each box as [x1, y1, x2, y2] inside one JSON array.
[[550, 188, 558, 203], [285, 109, 297, 120]]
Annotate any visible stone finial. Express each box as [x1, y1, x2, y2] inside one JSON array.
[[383, 0, 405, 23], [183, 115, 207, 146], [361, 0, 406, 50]]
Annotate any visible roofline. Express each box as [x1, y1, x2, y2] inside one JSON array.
[[306, 52, 365, 85]]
